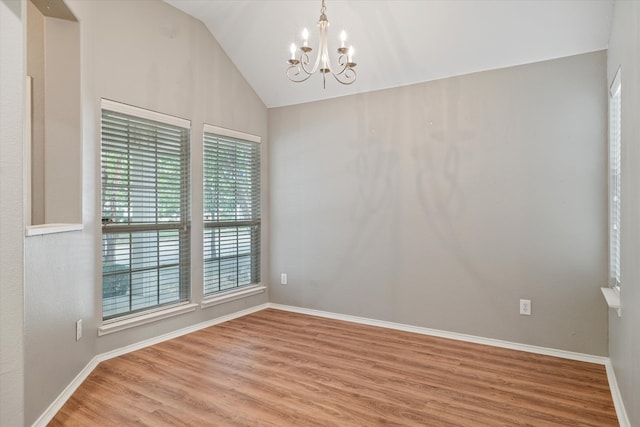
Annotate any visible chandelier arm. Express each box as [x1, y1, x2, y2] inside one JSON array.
[[286, 65, 315, 83], [332, 54, 350, 76], [299, 51, 321, 76], [329, 67, 357, 85]]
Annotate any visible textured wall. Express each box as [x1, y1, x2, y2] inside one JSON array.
[[0, 1, 25, 425], [24, 0, 269, 424], [607, 1, 640, 425], [269, 51, 608, 355]]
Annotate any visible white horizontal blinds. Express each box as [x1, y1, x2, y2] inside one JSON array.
[[203, 128, 261, 296], [101, 101, 190, 321], [609, 71, 622, 287]]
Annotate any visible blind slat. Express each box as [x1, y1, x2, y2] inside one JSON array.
[[203, 130, 261, 296], [609, 76, 621, 287], [101, 103, 190, 321]]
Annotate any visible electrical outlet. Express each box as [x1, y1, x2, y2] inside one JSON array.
[[519, 299, 531, 316], [280, 273, 288, 285], [76, 319, 82, 341]]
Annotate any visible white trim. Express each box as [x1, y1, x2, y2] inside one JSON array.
[[98, 303, 269, 361], [31, 357, 100, 427], [101, 99, 190, 129], [25, 223, 83, 236], [98, 303, 198, 336], [33, 303, 269, 427], [610, 66, 621, 97], [203, 123, 261, 143], [267, 304, 608, 365], [601, 287, 621, 317], [33, 303, 630, 427], [605, 360, 631, 427], [201, 285, 266, 309]]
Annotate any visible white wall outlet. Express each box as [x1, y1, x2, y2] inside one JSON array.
[[519, 299, 532, 316], [76, 319, 82, 341], [280, 273, 288, 285]]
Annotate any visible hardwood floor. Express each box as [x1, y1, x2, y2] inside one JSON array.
[[50, 309, 618, 426]]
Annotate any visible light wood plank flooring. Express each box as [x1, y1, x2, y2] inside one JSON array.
[[50, 309, 618, 426]]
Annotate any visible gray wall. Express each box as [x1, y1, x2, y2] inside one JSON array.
[[607, 1, 640, 425], [0, 1, 25, 425], [269, 51, 608, 355], [23, 0, 269, 424], [15, 1, 624, 424]]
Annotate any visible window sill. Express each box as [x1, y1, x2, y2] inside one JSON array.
[[601, 287, 621, 317], [201, 285, 266, 309], [98, 303, 198, 336], [26, 223, 83, 236]]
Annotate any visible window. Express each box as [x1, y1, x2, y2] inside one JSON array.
[[203, 125, 261, 296], [609, 69, 621, 289], [101, 100, 190, 321]]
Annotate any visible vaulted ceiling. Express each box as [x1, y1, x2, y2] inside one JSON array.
[[164, 0, 614, 108]]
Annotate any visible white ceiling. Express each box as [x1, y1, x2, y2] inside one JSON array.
[[164, 0, 613, 108]]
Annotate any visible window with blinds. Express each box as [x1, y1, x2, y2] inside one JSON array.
[[203, 125, 261, 297], [101, 100, 190, 321], [609, 69, 621, 289]]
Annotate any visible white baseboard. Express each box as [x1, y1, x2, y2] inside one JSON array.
[[97, 303, 269, 362], [31, 303, 269, 427], [32, 302, 630, 427], [605, 359, 632, 427], [268, 303, 630, 426], [30, 357, 100, 427], [267, 303, 608, 364]]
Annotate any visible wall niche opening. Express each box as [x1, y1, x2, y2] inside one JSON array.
[[26, 0, 82, 232]]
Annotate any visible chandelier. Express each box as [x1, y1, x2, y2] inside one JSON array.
[[286, 0, 357, 88]]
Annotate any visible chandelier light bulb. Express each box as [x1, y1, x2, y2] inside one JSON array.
[[302, 27, 309, 47], [340, 30, 346, 48], [290, 43, 297, 60]]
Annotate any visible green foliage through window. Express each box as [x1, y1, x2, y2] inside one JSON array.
[[101, 102, 190, 320], [203, 130, 261, 296]]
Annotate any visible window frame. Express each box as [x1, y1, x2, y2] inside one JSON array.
[[608, 68, 621, 291], [100, 99, 191, 323], [202, 124, 262, 299]]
